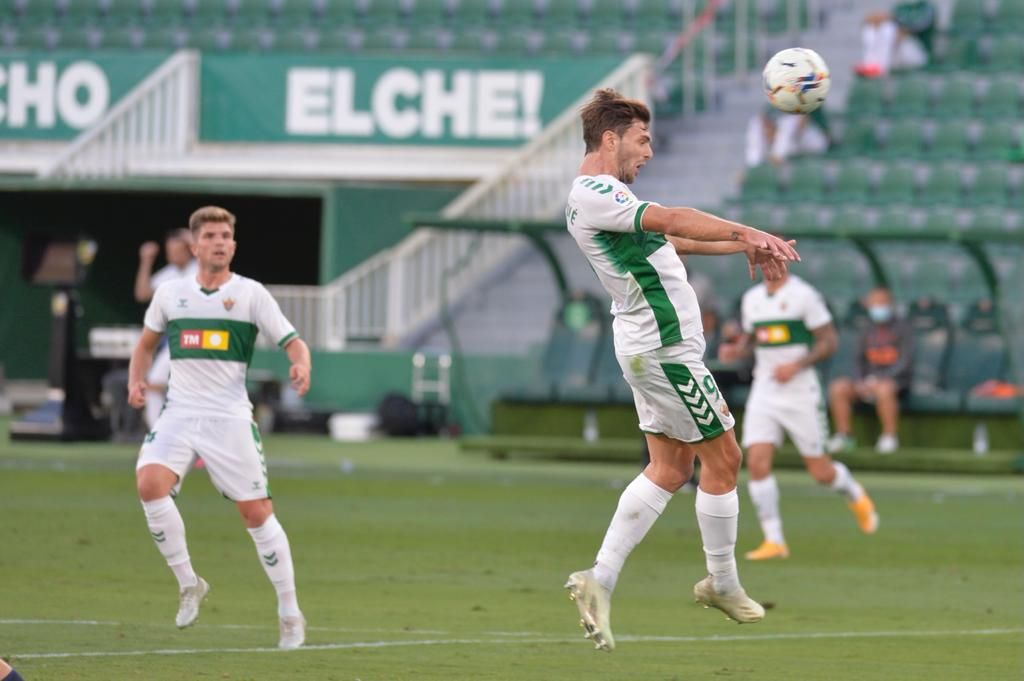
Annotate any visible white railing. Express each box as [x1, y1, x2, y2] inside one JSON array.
[[269, 54, 652, 350], [39, 50, 198, 179]]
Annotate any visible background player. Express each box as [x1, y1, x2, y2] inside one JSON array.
[[127, 206, 312, 649], [719, 270, 878, 561], [563, 89, 799, 651]]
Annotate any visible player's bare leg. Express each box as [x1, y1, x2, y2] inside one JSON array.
[[565, 434, 691, 651], [691, 431, 764, 623], [238, 499, 305, 649], [745, 443, 789, 560], [137, 463, 209, 628]]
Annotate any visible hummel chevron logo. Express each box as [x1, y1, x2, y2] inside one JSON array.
[[263, 552, 279, 567], [677, 380, 705, 407], [150, 531, 166, 543], [691, 401, 710, 418], [696, 412, 716, 426]]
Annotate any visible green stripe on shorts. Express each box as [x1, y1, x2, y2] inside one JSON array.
[[660, 362, 725, 440]]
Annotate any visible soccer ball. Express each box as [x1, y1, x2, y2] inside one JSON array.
[[763, 47, 831, 114]]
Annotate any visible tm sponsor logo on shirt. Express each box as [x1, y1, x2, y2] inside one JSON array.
[[180, 330, 231, 351]]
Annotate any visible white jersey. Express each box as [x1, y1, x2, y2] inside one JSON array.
[[566, 174, 703, 355], [151, 259, 198, 291], [143, 273, 298, 420], [740, 275, 832, 393]]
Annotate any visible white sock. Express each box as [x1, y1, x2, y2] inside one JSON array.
[[747, 475, 785, 545], [695, 488, 741, 594], [247, 515, 301, 618], [593, 474, 674, 592], [141, 497, 197, 590], [829, 461, 863, 502]]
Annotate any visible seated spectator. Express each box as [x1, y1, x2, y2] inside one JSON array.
[[745, 105, 831, 168], [826, 287, 914, 454], [855, 1, 935, 77]]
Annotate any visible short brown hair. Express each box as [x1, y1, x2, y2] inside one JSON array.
[[189, 206, 236, 237], [580, 88, 651, 153]]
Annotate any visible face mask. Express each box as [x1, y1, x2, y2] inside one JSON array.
[[868, 305, 893, 323]]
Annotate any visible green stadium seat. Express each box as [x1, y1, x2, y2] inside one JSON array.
[[542, 27, 587, 55], [540, 0, 580, 27], [362, 25, 401, 50], [363, 0, 407, 26], [234, 26, 275, 50], [887, 77, 931, 118], [832, 206, 870, 232], [190, 25, 232, 49], [980, 34, 1022, 72], [61, 0, 104, 24], [738, 164, 781, 203], [923, 207, 960, 233], [493, 0, 536, 26], [150, 25, 189, 48], [145, 0, 187, 25], [925, 120, 970, 159], [276, 26, 319, 50], [919, 165, 963, 205], [949, 0, 987, 34], [829, 162, 871, 204], [974, 121, 1019, 160], [409, 0, 450, 26], [317, 27, 359, 51], [782, 204, 829, 233], [406, 26, 446, 51], [930, 34, 974, 71], [449, 0, 491, 26], [991, 0, 1024, 32], [102, 0, 145, 25], [585, 0, 625, 27], [588, 26, 633, 54], [878, 120, 923, 159], [783, 161, 826, 203], [980, 75, 1021, 119], [835, 119, 875, 158], [233, 0, 274, 26], [739, 204, 778, 231], [449, 27, 496, 53], [275, 0, 316, 25], [967, 164, 1011, 207], [492, 27, 541, 54], [17, 0, 60, 25], [103, 24, 146, 46], [186, 0, 230, 25], [320, 0, 361, 26], [630, 0, 679, 28], [876, 204, 915, 231], [935, 77, 975, 119]]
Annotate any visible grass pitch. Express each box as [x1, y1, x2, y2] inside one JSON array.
[[1, 422, 1022, 680]]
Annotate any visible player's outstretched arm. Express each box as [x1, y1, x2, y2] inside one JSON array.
[[669, 236, 795, 281], [642, 205, 800, 263], [127, 328, 163, 408], [284, 337, 312, 397]]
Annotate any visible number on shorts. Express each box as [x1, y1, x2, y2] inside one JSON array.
[[703, 375, 718, 397]]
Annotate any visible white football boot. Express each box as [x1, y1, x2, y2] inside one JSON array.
[[565, 570, 615, 652], [175, 577, 210, 629], [693, 575, 765, 624]]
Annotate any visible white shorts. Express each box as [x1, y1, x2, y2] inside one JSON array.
[[137, 415, 270, 502], [741, 382, 829, 457], [618, 336, 735, 443]]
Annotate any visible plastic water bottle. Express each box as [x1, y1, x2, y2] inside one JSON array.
[[972, 423, 989, 456], [583, 410, 599, 442]]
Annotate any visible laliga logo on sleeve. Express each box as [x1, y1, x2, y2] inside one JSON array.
[[613, 190, 634, 206]]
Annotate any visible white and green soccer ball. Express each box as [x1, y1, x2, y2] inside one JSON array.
[[763, 47, 831, 114]]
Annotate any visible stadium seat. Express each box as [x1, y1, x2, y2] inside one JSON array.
[[61, 0, 105, 24], [738, 164, 780, 203], [828, 161, 871, 204], [630, 0, 681, 28], [276, 26, 319, 49], [919, 165, 963, 205], [925, 120, 970, 159], [781, 204, 829, 233], [275, 0, 316, 25], [782, 161, 826, 203], [979, 34, 1022, 72], [539, 0, 581, 27], [542, 27, 588, 55], [739, 204, 778, 231], [930, 34, 974, 71], [409, 0, 451, 26], [448, 27, 496, 53], [145, 0, 187, 25], [103, 0, 145, 24], [974, 121, 1019, 160], [185, 0, 231, 25], [980, 75, 1021, 119], [363, 0, 408, 26], [967, 164, 1011, 206], [832, 206, 870, 232], [234, 25, 275, 49], [876, 205, 915, 232], [449, 0, 491, 26], [923, 207, 960, 233], [878, 120, 923, 159], [935, 77, 975, 119], [873, 164, 917, 205], [16, 0, 60, 26], [493, 0, 537, 27], [588, 27, 634, 55], [60, 24, 104, 47], [991, 0, 1024, 32], [320, 0, 361, 25], [966, 206, 1010, 231], [904, 297, 952, 407], [835, 119, 876, 158], [104, 23, 146, 46], [887, 77, 931, 118], [584, 0, 625, 27], [233, 0, 275, 26], [949, 0, 987, 34]]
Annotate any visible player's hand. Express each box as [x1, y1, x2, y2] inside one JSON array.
[[773, 362, 801, 383], [742, 228, 800, 264], [128, 381, 148, 409], [746, 242, 793, 281], [139, 241, 159, 261], [289, 363, 311, 397]]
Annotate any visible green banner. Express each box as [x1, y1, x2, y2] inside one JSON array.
[[0, 51, 170, 139], [200, 55, 624, 146]]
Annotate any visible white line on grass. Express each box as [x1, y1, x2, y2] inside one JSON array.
[[13, 627, 1024, 660], [0, 619, 119, 626]]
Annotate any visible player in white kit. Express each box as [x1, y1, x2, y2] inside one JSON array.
[[127, 206, 311, 649], [563, 89, 801, 651], [719, 271, 878, 561]]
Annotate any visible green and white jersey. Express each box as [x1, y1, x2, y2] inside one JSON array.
[[143, 274, 298, 419], [566, 174, 703, 355], [740, 275, 831, 392]]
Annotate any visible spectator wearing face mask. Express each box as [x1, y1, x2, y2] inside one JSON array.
[[826, 288, 914, 454]]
